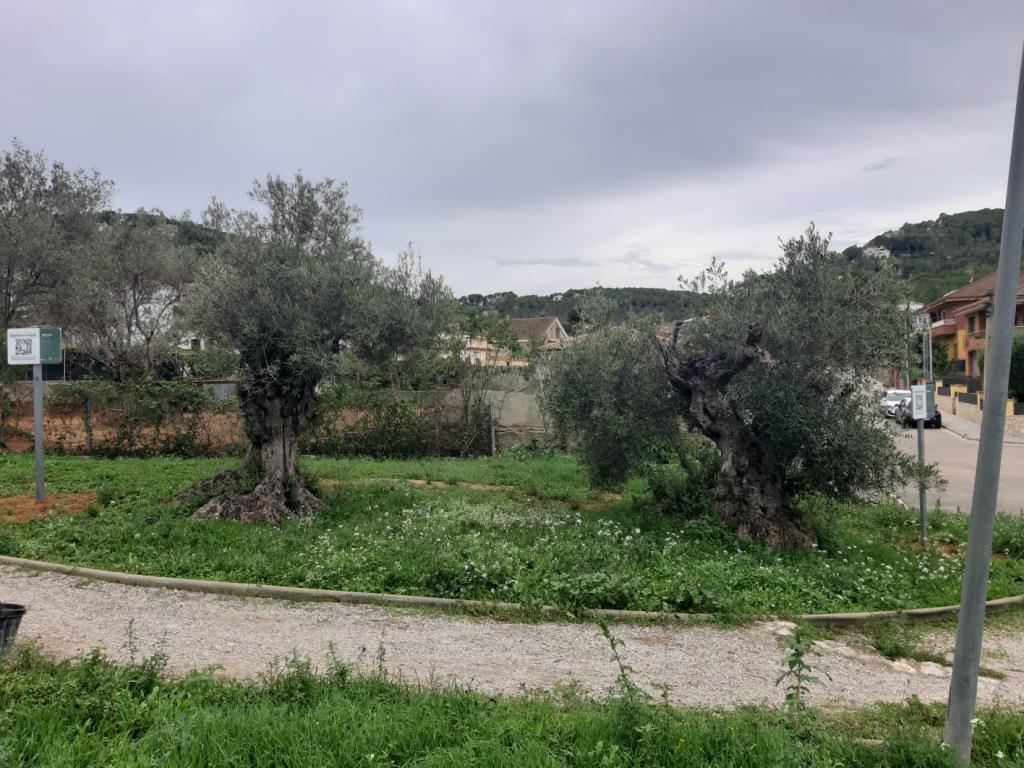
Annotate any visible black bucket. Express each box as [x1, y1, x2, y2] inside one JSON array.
[[0, 603, 26, 656]]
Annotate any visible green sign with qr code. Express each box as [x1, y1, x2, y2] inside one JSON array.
[[39, 327, 62, 364]]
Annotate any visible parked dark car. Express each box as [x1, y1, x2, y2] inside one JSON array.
[[896, 399, 942, 429]]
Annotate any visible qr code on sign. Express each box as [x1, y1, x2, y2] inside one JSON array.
[[14, 338, 33, 356]]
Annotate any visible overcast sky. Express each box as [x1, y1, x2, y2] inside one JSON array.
[[4, 1, 1024, 295]]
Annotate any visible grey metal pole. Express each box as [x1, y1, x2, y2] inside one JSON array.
[[928, 331, 934, 382], [944, 42, 1024, 762], [489, 402, 497, 456], [917, 417, 927, 544], [32, 362, 44, 502], [906, 318, 913, 389]]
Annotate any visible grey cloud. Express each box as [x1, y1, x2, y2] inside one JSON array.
[[2, 1, 1022, 293], [497, 245, 673, 273], [496, 255, 598, 268], [5, 1, 1021, 217], [629, 256, 673, 273], [619, 245, 671, 273], [862, 157, 900, 173]]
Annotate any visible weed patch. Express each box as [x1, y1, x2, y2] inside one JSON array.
[[0, 646, 992, 767], [3, 455, 1024, 617]]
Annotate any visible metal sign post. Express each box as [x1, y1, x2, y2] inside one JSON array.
[[32, 362, 43, 501], [911, 383, 933, 544], [6, 327, 62, 502]]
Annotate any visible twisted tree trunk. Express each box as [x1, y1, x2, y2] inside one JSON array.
[[192, 379, 322, 524], [656, 323, 813, 547]]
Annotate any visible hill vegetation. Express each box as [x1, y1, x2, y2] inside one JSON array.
[[460, 286, 702, 332], [843, 208, 1007, 303], [463, 209, 1014, 325]]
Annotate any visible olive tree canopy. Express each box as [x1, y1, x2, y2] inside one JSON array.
[[543, 226, 914, 546], [0, 140, 112, 332], [49, 210, 200, 381], [183, 173, 452, 523]]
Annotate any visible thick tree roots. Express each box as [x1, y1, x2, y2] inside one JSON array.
[[191, 479, 323, 525], [172, 466, 253, 506], [721, 502, 815, 548]]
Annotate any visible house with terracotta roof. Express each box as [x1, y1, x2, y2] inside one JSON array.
[[925, 271, 1024, 379], [462, 316, 568, 368], [510, 317, 569, 351]]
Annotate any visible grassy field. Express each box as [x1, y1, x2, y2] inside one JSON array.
[[2, 645, 1020, 767], [2, 453, 1024, 617]]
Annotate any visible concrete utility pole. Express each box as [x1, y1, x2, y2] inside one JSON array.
[[944, 42, 1024, 762]]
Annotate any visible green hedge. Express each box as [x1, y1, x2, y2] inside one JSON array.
[[45, 380, 244, 458], [302, 387, 491, 458]]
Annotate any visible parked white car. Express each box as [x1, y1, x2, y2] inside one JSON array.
[[880, 389, 912, 417]]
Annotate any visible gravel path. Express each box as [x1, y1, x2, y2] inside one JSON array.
[[4, 564, 1024, 709]]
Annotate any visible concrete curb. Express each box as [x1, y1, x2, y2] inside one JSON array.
[[942, 424, 983, 443], [940, 423, 1024, 446], [3, 554, 1024, 626], [942, 423, 974, 442]]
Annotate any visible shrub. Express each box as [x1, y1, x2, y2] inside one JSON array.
[[540, 320, 688, 488], [638, 435, 718, 516], [302, 386, 491, 458]]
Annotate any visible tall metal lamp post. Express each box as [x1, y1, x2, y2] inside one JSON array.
[[944, 42, 1024, 762]]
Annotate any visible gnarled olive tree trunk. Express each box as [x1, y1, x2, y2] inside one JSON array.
[[191, 379, 323, 524], [656, 322, 813, 547]]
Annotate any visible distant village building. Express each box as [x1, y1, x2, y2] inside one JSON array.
[[925, 271, 1024, 380], [462, 316, 568, 368]]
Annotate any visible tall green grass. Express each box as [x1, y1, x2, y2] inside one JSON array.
[[0, 646, 996, 767], [3, 455, 1024, 616]]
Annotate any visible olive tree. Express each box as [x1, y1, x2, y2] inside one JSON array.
[[50, 210, 199, 380], [351, 245, 454, 392], [183, 173, 451, 523], [544, 226, 914, 546], [0, 141, 112, 331]]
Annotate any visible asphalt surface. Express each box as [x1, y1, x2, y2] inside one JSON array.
[[897, 424, 1024, 515]]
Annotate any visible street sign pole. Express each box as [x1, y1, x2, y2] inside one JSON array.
[[928, 331, 934, 383], [911, 383, 932, 544], [944, 42, 1024, 762], [917, 417, 926, 544], [32, 362, 44, 502], [6, 326, 62, 505]]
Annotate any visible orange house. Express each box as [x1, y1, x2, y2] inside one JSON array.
[[925, 271, 1024, 380]]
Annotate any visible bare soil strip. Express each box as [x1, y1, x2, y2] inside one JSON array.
[[0, 492, 98, 523]]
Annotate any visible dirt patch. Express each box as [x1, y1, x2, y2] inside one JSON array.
[[0, 492, 99, 523]]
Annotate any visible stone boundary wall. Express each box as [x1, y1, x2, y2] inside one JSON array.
[[934, 384, 1024, 437]]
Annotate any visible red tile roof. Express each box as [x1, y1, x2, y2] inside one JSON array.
[[510, 316, 562, 342], [925, 271, 1024, 313]]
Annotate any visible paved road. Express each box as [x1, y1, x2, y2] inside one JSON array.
[[897, 425, 1024, 514]]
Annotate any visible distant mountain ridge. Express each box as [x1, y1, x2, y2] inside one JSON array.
[[459, 286, 701, 332], [843, 208, 1007, 304], [463, 210, 1016, 324]]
